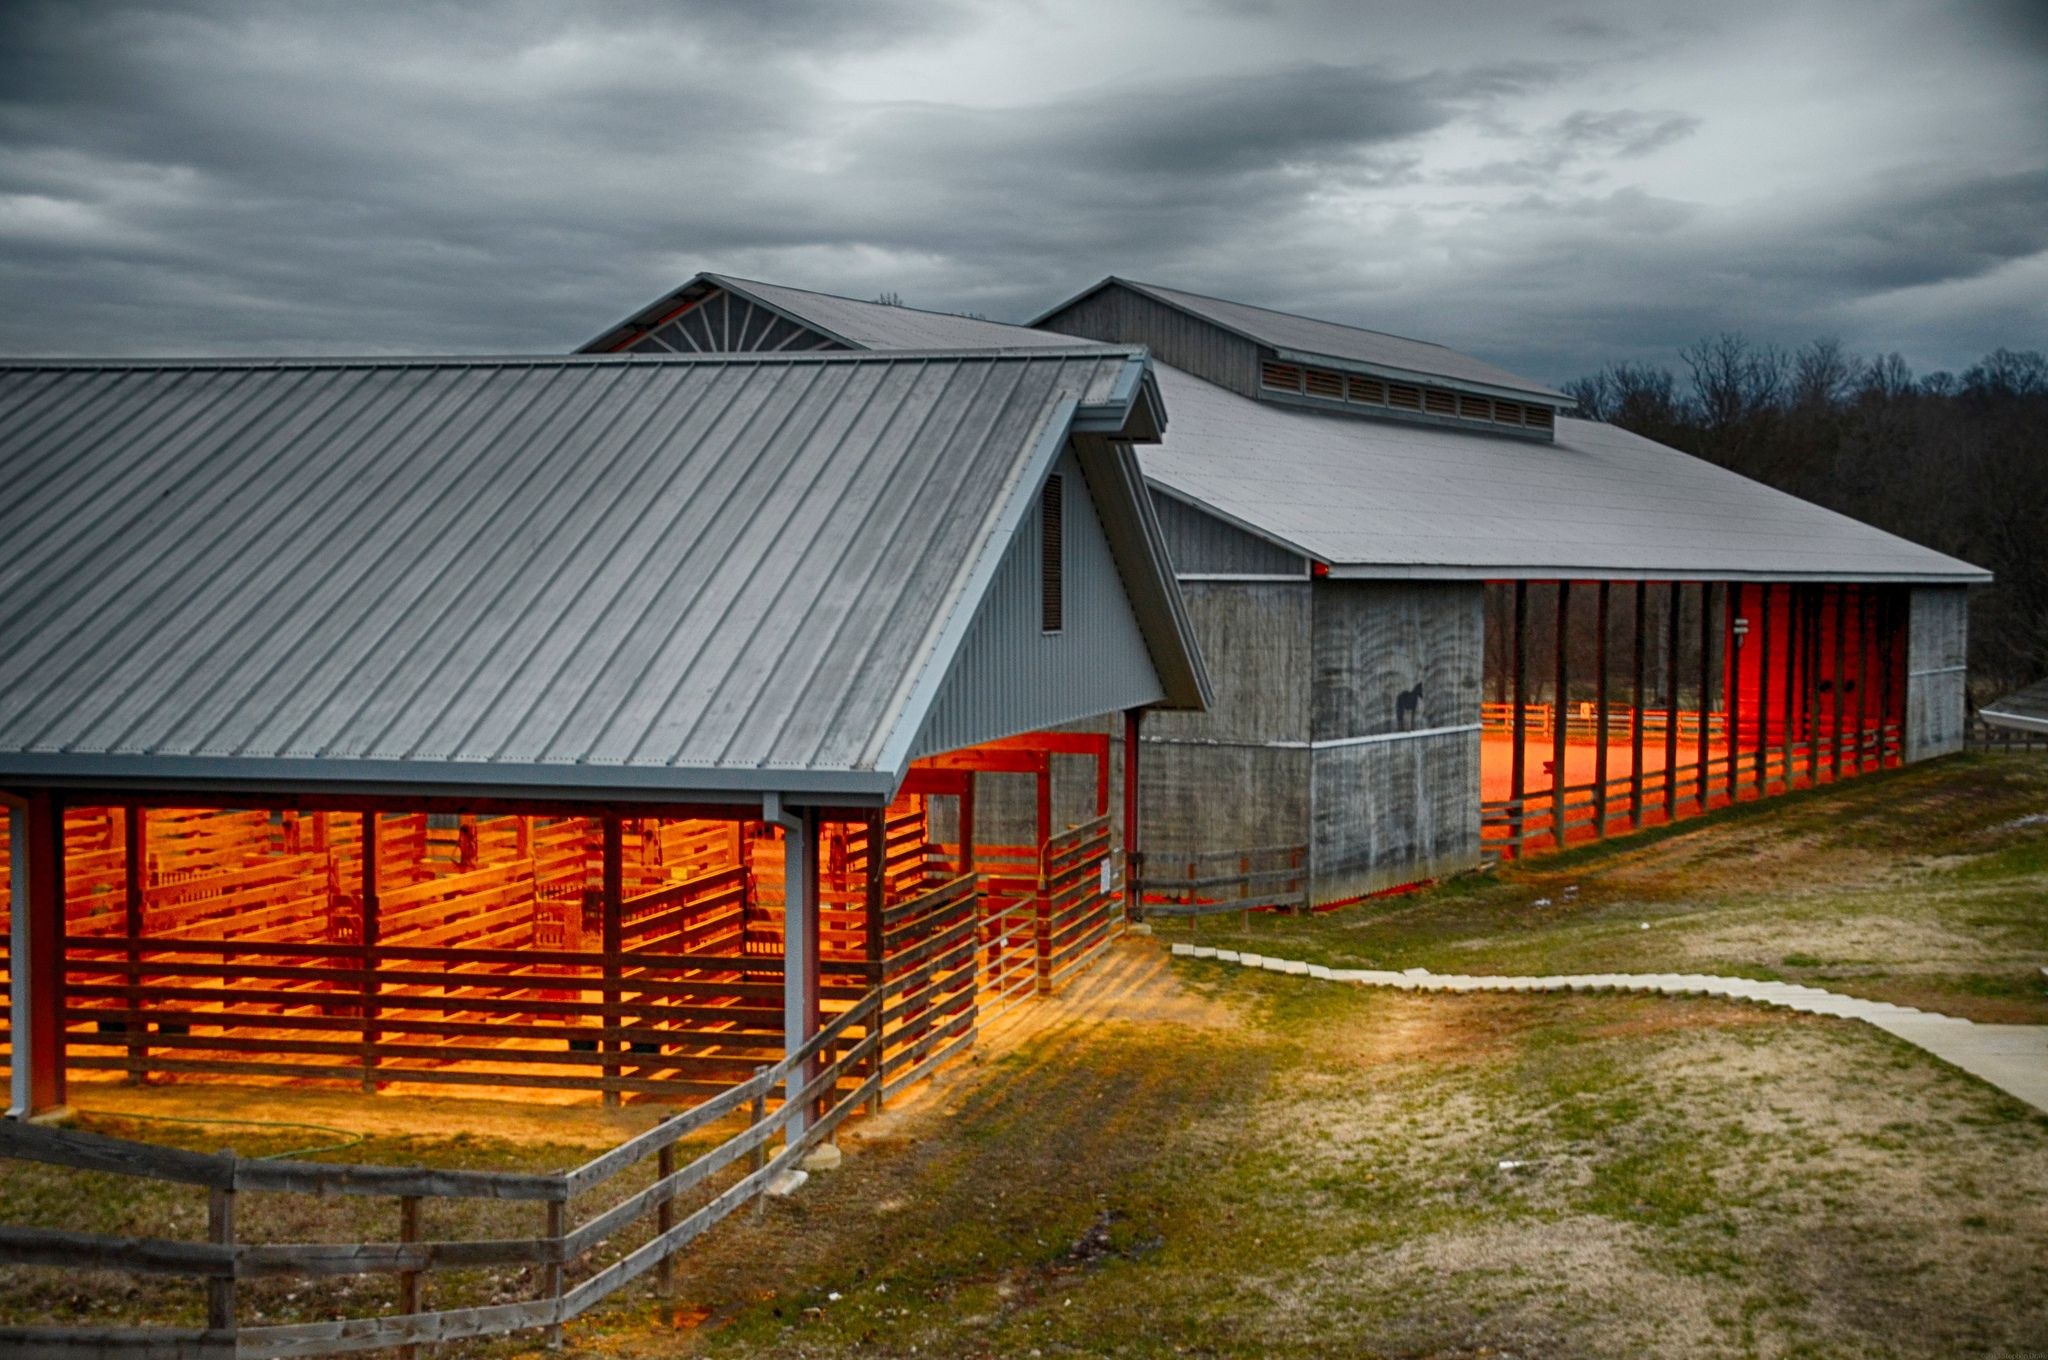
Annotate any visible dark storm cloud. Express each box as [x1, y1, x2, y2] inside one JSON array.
[[0, 0, 2039, 375]]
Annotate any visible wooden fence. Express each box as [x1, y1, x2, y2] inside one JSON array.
[[1039, 816, 1119, 991], [0, 987, 883, 1359], [1480, 727, 1894, 859], [1967, 719, 2048, 753], [1131, 843, 1309, 919], [1480, 701, 1726, 744]]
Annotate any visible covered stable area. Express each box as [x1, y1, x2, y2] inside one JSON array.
[[1479, 579, 1928, 858], [0, 345, 1207, 1122]]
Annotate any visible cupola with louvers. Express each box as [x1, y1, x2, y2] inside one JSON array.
[[1257, 356, 1558, 438]]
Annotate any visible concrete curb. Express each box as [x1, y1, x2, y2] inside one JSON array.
[[1169, 943, 2048, 1115]]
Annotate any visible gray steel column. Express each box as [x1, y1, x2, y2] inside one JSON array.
[[770, 795, 820, 1142]]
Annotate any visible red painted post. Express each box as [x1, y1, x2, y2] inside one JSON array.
[[1665, 582, 1682, 821], [1552, 581, 1571, 850], [1696, 581, 1714, 811], [1725, 583, 1743, 805], [1631, 583, 1646, 827], [1756, 585, 1773, 794], [1594, 582, 1610, 837], [360, 812, 380, 1094], [1854, 587, 1872, 773], [1035, 756, 1053, 992], [1122, 708, 1143, 919], [601, 814, 624, 1111], [1831, 585, 1848, 781], [15, 791, 67, 1115], [1510, 581, 1528, 855]]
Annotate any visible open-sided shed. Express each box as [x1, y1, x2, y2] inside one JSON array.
[[0, 346, 1208, 1119]]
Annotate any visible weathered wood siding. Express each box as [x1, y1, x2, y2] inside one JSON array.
[[1035, 284, 1263, 399], [1152, 491, 1308, 577], [1137, 581, 1313, 858], [1905, 584, 1969, 761], [1309, 581, 1483, 903]]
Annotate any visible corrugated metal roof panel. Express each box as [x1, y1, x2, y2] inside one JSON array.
[[1037, 278, 1570, 402], [1143, 363, 1988, 583], [0, 348, 1153, 797], [1982, 678, 2048, 733]]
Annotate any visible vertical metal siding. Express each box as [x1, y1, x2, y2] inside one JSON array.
[[1905, 584, 1969, 761], [1152, 492, 1308, 577], [909, 445, 1166, 758]]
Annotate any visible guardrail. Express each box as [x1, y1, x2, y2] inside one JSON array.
[[0, 988, 883, 1359]]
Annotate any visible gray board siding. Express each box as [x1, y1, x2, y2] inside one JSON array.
[[1152, 491, 1307, 578], [1905, 585, 1970, 761], [1135, 580, 1313, 863], [1036, 281, 1262, 400], [1033, 278, 1567, 402], [0, 349, 1149, 799], [1309, 581, 1483, 903], [1140, 363, 1989, 583], [910, 445, 1166, 759]]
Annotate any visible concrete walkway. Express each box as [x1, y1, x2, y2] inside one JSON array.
[[1169, 943, 2048, 1116]]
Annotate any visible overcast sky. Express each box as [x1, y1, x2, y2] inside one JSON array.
[[1, 0, 2042, 384]]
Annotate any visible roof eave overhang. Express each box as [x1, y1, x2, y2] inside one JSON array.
[[1980, 708, 2048, 735], [0, 753, 898, 808], [1318, 563, 1995, 584]]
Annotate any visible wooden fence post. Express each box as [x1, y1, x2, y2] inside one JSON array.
[[542, 1199, 564, 1350], [655, 1145, 676, 1298], [208, 1156, 237, 1338], [398, 1194, 421, 1360], [750, 1065, 770, 1220]]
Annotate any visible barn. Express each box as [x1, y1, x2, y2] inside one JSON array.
[[0, 346, 1208, 1120], [585, 273, 1989, 910]]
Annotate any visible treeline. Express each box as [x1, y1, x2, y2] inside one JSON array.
[[1565, 339, 2048, 694]]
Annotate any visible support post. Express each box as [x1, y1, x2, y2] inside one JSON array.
[[1665, 582, 1682, 821], [1784, 586, 1802, 785], [1756, 585, 1773, 794], [1510, 581, 1528, 855], [1843, 577, 1859, 782], [1879, 589, 1898, 765], [1034, 756, 1053, 987], [9, 790, 66, 1118], [959, 774, 977, 877], [864, 811, 886, 976], [207, 1159, 237, 1337], [1122, 708, 1143, 920], [1805, 586, 1822, 787], [1552, 581, 1571, 851], [124, 807, 147, 1084], [773, 798, 820, 1143], [1697, 581, 1714, 811], [360, 812, 380, 1094], [1725, 583, 1742, 805], [398, 1194, 422, 1359], [541, 1199, 564, 1349], [1631, 583, 1646, 828], [655, 1144, 676, 1298], [601, 814, 624, 1111], [1594, 582, 1610, 837], [1854, 587, 1872, 772]]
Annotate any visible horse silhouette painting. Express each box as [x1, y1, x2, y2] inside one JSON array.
[[1395, 683, 1425, 728]]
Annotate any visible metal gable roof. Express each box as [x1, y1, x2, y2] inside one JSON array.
[[1982, 679, 2048, 734], [0, 347, 1169, 801], [1142, 363, 1989, 583], [1035, 277, 1571, 402]]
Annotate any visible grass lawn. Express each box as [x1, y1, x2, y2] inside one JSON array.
[[5, 755, 2045, 1357], [1166, 752, 2048, 1024]]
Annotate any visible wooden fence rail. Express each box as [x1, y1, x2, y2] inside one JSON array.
[[0, 989, 884, 1360], [1133, 844, 1309, 919]]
